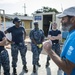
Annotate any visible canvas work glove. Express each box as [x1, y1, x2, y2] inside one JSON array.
[[37, 44, 42, 48]]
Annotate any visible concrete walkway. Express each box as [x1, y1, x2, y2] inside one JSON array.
[[1, 49, 64, 75], [0, 37, 64, 75]]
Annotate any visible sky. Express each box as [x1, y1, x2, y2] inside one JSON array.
[[0, 0, 75, 16]]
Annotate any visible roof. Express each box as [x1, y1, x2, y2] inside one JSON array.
[[32, 12, 56, 16], [1, 14, 33, 21]]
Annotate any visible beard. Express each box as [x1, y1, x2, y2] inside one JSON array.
[[61, 23, 72, 31]]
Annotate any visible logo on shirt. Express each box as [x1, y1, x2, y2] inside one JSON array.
[[67, 46, 74, 55]]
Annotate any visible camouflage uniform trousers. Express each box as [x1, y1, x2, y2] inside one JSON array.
[[31, 43, 42, 65], [11, 42, 27, 68], [0, 49, 10, 75], [47, 43, 61, 61]]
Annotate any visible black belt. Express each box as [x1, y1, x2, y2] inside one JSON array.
[[13, 42, 24, 45], [52, 43, 59, 45]]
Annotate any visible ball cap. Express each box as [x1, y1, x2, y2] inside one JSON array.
[[57, 7, 75, 18], [13, 17, 21, 24], [34, 21, 38, 25]]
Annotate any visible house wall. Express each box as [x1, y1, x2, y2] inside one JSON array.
[[23, 20, 32, 36]]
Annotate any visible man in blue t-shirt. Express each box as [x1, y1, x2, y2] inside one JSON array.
[[4, 17, 28, 74], [46, 22, 62, 68], [43, 7, 75, 75]]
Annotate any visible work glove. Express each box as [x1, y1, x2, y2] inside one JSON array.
[[37, 44, 43, 48]]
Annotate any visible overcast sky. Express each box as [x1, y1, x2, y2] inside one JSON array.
[[0, 0, 75, 16]]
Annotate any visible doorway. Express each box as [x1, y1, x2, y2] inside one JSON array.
[[43, 15, 52, 37]]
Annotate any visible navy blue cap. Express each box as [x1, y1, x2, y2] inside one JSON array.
[[13, 17, 21, 24], [34, 22, 38, 25]]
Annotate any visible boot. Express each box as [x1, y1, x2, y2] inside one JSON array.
[[13, 67, 17, 75], [46, 60, 50, 68], [23, 65, 28, 73], [33, 65, 36, 73], [37, 61, 41, 67]]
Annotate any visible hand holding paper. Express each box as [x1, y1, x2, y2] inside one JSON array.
[[43, 40, 52, 53]]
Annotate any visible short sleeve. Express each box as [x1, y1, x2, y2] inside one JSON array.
[[40, 30, 45, 40], [42, 30, 45, 39], [29, 30, 34, 40], [48, 31, 52, 35], [1, 31, 5, 38], [58, 30, 61, 34], [6, 27, 12, 33], [66, 39, 75, 64]]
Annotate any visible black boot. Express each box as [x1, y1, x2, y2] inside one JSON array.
[[33, 65, 36, 73], [23, 65, 28, 73], [13, 67, 17, 75], [46, 60, 50, 68], [37, 61, 41, 67]]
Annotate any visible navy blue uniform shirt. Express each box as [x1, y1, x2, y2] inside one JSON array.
[[0, 31, 5, 52], [6, 26, 25, 44], [30, 28, 44, 44], [48, 29, 61, 43]]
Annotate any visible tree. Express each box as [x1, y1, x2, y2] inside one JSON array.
[[35, 7, 59, 14], [13, 12, 21, 15], [13, 12, 28, 16]]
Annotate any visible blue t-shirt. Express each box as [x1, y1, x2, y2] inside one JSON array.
[[61, 30, 75, 75], [0, 31, 5, 52], [6, 26, 25, 44], [29, 28, 44, 44], [48, 29, 61, 43], [62, 31, 69, 39]]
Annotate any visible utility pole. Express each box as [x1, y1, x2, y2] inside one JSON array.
[[61, 4, 63, 12], [23, 3, 26, 15], [0, 9, 6, 31]]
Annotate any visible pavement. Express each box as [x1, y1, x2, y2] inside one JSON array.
[[0, 37, 64, 75]]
